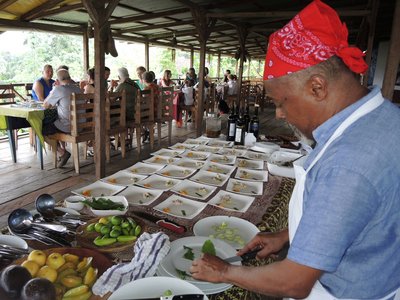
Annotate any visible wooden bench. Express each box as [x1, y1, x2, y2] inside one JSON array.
[[156, 86, 173, 146]]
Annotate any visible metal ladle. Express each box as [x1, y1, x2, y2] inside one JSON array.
[[35, 193, 88, 224], [8, 208, 68, 233]]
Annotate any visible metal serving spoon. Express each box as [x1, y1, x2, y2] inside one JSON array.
[[8, 208, 68, 233]]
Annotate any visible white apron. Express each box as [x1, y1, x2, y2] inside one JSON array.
[[286, 92, 400, 300]]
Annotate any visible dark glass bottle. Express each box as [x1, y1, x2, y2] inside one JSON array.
[[250, 106, 260, 139], [243, 105, 250, 132], [234, 111, 245, 145], [226, 105, 236, 141]]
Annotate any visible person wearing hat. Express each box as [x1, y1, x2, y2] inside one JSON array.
[[190, 1, 400, 299]]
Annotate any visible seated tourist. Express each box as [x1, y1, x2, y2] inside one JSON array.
[[136, 66, 147, 90], [159, 70, 175, 87], [113, 67, 139, 122], [32, 64, 55, 102], [42, 69, 81, 167]]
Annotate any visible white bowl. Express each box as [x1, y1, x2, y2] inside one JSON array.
[[64, 195, 85, 211], [0, 234, 28, 250], [267, 150, 304, 178], [89, 196, 129, 216]]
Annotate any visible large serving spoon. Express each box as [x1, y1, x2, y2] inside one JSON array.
[[8, 208, 68, 233], [35, 194, 88, 224]]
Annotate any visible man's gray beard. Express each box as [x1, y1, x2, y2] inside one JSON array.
[[287, 123, 315, 147]]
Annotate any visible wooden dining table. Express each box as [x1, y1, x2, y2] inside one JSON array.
[[0, 103, 45, 169]]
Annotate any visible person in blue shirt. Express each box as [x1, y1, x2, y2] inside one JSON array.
[[32, 64, 55, 101], [190, 1, 400, 299]]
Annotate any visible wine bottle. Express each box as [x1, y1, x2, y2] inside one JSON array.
[[243, 105, 250, 132], [250, 105, 260, 139], [234, 110, 245, 145], [226, 105, 236, 141]]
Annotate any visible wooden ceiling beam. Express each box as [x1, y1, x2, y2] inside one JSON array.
[[27, 3, 84, 20], [0, 18, 83, 34], [109, 8, 188, 25], [20, 0, 64, 21], [149, 24, 231, 40], [207, 9, 371, 18], [0, 0, 18, 11], [119, 20, 193, 34]]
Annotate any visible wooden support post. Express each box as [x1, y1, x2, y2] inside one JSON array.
[[145, 41, 150, 71], [83, 27, 90, 73], [236, 26, 248, 109], [83, 0, 119, 179], [382, 0, 400, 100], [190, 47, 194, 69], [363, 0, 379, 86], [217, 51, 221, 80], [247, 58, 251, 79], [197, 41, 206, 137]]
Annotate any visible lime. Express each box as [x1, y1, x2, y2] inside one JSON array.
[[121, 221, 130, 229], [134, 225, 142, 236], [112, 225, 121, 231], [94, 223, 103, 233], [111, 216, 122, 225], [100, 226, 111, 235], [86, 223, 95, 232], [109, 229, 121, 238]]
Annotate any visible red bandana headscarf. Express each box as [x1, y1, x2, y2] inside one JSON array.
[[263, 0, 368, 80]]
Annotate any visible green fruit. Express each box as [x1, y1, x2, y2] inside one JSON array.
[[134, 225, 142, 236], [111, 216, 122, 225], [102, 234, 110, 239], [98, 217, 109, 224], [121, 221, 130, 229], [112, 225, 121, 231], [117, 235, 137, 243], [100, 226, 110, 235], [93, 237, 117, 246], [126, 217, 137, 228], [122, 229, 130, 236], [94, 223, 103, 233], [86, 223, 95, 232], [109, 229, 121, 238]]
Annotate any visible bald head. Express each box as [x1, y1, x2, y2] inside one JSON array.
[[56, 69, 71, 84]]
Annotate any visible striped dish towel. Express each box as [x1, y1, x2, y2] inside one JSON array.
[[92, 232, 170, 297]]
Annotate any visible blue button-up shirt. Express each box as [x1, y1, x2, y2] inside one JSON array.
[[287, 86, 400, 299]]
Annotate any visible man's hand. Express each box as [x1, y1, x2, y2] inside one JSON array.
[[190, 253, 231, 283], [237, 229, 289, 260]]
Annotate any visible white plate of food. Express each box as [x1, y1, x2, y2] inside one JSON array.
[[169, 143, 197, 150], [189, 170, 230, 187], [208, 154, 236, 165], [72, 180, 126, 197], [117, 185, 163, 205], [218, 148, 247, 157], [226, 178, 263, 196], [87, 196, 128, 216], [235, 168, 268, 182], [194, 145, 221, 153], [143, 155, 179, 165], [206, 140, 234, 148], [135, 174, 182, 190], [235, 158, 265, 170], [154, 195, 207, 219], [244, 151, 271, 161], [151, 148, 185, 157], [156, 165, 197, 179], [102, 170, 147, 186], [201, 161, 236, 175], [171, 180, 217, 201], [125, 162, 166, 175], [109, 276, 208, 300], [267, 151, 304, 178], [193, 216, 260, 249], [183, 138, 208, 145], [172, 158, 205, 169], [180, 150, 211, 160], [207, 190, 255, 213]]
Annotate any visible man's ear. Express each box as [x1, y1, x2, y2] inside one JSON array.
[[307, 75, 328, 101]]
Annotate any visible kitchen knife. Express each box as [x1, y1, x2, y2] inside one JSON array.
[[134, 211, 186, 234], [122, 293, 204, 300], [224, 247, 261, 263]]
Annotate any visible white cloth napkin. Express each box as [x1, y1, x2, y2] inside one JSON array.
[[92, 232, 170, 297]]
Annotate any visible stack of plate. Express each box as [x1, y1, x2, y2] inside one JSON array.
[[156, 236, 239, 294]]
